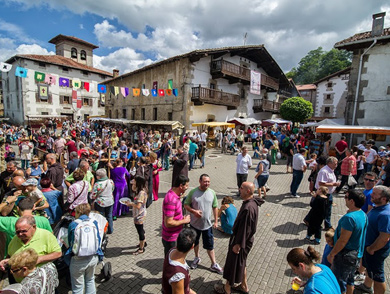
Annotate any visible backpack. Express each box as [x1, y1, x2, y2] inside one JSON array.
[[21, 143, 30, 154], [72, 218, 100, 257]]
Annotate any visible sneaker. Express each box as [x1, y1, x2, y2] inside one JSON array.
[[354, 273, 366, 282], [190, 257, 201, 269], [291, 194, 300, 198], [210, 263, 223, 274], [304, 237, 312, 243], [355, 283, 373, 294]]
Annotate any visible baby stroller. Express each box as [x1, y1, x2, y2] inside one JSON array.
[[53, 212, 112, 284]]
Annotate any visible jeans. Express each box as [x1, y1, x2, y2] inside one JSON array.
[[290, 169, 304, 196], [200, 155, 205, 167], [364, 163, 373, 173], [94, 203, 114, 234], [189, 153, 195, 170], [21, 159, 30, 170], [69, 255, 98, 294], [332, 249, 359, 293], [163, 154, 170, 170], [324, 194, 333, 229]]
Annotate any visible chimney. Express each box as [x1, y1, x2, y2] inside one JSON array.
[[113, 69, 119, 78], [372, 12, 386, 37]]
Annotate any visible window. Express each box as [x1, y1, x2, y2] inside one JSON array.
[[153, 108, 157, 120], [41, 112, 49, 115], [38, 62, 46, 68], [168, 112, 173, 121], [83, 98, 92, 106], [326, 94, 331, 100], [99, 75, 106, 80], [241, 89, 245, 99], [210, 83, 216, 90], [324, 107, 330, 113], [71, 48, 77, 58], [131, 109, 135, 120], [80, 50, 86, 60], [327, 82, 333, 88], [122, 109, 127, 119], [60, 96, 70, 104], [62, 67, 69, 72], [82, 71, 89, 77], [141, 108, 145, 120]]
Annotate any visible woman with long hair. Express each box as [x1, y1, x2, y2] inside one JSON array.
[[110, 158, 130, 220], [149, 152, 162, 201]]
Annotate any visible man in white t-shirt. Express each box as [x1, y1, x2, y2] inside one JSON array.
[[236, 147, 252, 195], [289, 148, 307, 198], [364, 143, 378, 173], [200, 131, 207, 143]]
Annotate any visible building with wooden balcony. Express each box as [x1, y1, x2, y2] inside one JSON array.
[[103, 45, 294, 129]]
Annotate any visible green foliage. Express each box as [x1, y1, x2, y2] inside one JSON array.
[[280, 97, 313, 123], [286, 47, 352, 84]]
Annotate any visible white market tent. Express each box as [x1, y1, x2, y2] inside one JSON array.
[[301, 118, 344, 127], [263, 118, 291, 125], [227, 117, 261, 126]]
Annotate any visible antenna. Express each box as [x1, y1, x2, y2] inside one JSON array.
[[244, 32, 248, 45]]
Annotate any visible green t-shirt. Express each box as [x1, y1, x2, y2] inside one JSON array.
[[66, 170, 94, 192], [0, 216, 52, 258]]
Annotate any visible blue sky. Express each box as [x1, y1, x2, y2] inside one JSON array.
[[0, 0, 389, 74]]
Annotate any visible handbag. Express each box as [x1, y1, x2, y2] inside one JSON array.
[[348, 175, 357, 186], [64, 182, 86, 212]]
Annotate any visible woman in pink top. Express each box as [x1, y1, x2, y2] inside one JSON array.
[[66, 169, 89, 214], [335, 148, 357, 193], [150, 152, 162, 201]]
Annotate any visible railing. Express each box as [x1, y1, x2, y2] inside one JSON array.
[[261, 75, 279, 90], [253, 99, 281, 112], [191, 86, 240, 108], [211, 60, 250, 81]]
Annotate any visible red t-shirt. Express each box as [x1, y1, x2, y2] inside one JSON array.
[[66, 140, 78, 153], [335, 140, 348, 153]]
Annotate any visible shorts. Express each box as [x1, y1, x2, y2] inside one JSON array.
[[191, 225, 214, 250], [287, 156, 293, 167], [257, 175, 269, 188], [331, 249, 359, 293], [363, 247, 390, 283]]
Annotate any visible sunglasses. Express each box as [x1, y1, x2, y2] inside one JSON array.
[[10, 267, 23, 274], [15, 226, 32, 235], [364, 178, 375, 182]]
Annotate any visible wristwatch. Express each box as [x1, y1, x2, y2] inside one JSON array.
[[5, 200, 10, 206]]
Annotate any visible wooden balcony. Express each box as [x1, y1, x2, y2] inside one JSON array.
[[191, 86, 240, 109], [252, 99, 281, 113], [261, 75, 279, 90]]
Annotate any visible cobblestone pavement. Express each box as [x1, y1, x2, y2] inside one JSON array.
[[48, 147, 389, 293]]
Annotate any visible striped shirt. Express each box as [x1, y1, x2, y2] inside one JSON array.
[[162, 189, 184, 242]]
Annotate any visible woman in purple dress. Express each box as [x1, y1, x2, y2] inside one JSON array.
[[110, 158, 130, 219]]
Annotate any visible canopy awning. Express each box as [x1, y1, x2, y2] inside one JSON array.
[[301, 118, 344, 128], [316, 125, 390, 135], [227, 117, 260, 126], [26, 115, 69, 121], [192, 122, 235, 128], [90, 118, 184, 130]]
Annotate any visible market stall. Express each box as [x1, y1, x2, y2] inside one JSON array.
[[192, 122, 235, 148]]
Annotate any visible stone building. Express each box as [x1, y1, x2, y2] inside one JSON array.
[[2, 35, 112, 124], [103, 45, 296, 129], [296, 84, 317, 112], [335, 12, 390, 129]]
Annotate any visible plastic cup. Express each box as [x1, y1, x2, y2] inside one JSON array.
[[292, 282, 300, 291]]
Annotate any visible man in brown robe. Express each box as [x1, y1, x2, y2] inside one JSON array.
[[214, 182, 264, 294], [171, 146, 189, 187]]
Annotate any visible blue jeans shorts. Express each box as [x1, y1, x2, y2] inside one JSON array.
[[331, 249, 359, 293], [363, 247, 390, 283], [191, 226, 214, 250]]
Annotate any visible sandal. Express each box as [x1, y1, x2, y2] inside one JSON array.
[[136, 242, 147, 248], [133, 248, 145, 255], [214, 283, 230, 294], [231, 284, 249, 294]]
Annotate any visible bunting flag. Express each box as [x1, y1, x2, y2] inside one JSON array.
[[142, 89, 150, 96], [34, 71, 45, 82], [72, 90, 78, 102], [77, 98, 82, 109], [133, 88, 140, 97], [114, 86, 119, 96], [100, 94, 105, 105], [97, 84, 106, 93], [39, 85, 48, 100], [250, 70, 261, 95], [72, 79, 81, 89], [158, 89, 165, 96], [83, 82, 90, 92], [151, 89, 157, 97], [110, 86, 115, 95], [15, 67, 27, 78], [121, 87, 129, 97], [172, 89, 178, 97], [166, 89, 172, 96], [168, 80, 173, 90], [45, 74, 56, 85], [59, 77, 70, 87], [0, 62, 12, 73]]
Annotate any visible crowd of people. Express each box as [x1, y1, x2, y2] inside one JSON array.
[[0, 119, 389, 294]]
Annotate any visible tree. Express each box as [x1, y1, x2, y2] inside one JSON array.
[[286, 47, 352, 84], [280, 97, 313, 123]]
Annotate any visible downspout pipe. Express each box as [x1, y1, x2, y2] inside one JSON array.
[[350, 38, 377, 146]]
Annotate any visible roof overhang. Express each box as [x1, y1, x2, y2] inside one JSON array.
[[316, 125, 390, 135]]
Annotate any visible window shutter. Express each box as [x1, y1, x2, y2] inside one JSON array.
[[60, 96, 64, 104], [48, 94, 53, 104], [35, 93, 40, 102], [89, 99, 93, 107]]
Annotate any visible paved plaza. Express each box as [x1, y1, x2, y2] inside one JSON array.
[[49, 147, 390, 293]]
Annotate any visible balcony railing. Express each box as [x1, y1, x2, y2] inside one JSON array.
[[211, 60, 250, 82], [253, 99, 281, 113], [261, 75, 279, 90], [191, 86, 240, 109]]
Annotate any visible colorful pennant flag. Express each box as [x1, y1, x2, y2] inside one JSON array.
[[59, 77, 70, 87], [45, 74, 56, 85], [98, 84, 106, 93], [168, 79, 173, 90], [173, 89, 178, 97], [100, 94, 105, 105], [0, 62, 12, 73], [158, 89, 165, 96], [142, 89, 150, 96], [72, 79, 81, 89], [34, 71, 45, 82], [83, 82, 90, 92], [114, 86, 119, 96], [39, 85, 48, 100], [110, 86, 115, 95], [121, 87, 129, 97], [151, 89, 157, 97], [166, 89, 172, 96], [15, 67, 27, 78], [133, 88, 140, 97], [72, 90, 78, 102], [77, 98, 82, 109]]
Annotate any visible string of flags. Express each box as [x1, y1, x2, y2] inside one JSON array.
[[0, 63, 178, 97]]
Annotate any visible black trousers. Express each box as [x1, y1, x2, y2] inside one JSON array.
[[236, 173, 248, 190]]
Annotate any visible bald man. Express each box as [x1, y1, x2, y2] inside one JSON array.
[[214, 182, 264, 294]]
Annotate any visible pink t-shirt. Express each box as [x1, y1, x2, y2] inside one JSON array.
[[162, 189, 184, 242]]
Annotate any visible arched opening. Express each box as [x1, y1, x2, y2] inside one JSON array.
[[71, 48, 77, 58], [80, 50, 86, 60]]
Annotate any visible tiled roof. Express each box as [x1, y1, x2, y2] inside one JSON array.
[[7, 54, 112, 76], [335, 28, 390, 48], [49, 34, 99, 49], [296, 84, 316, 91]]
